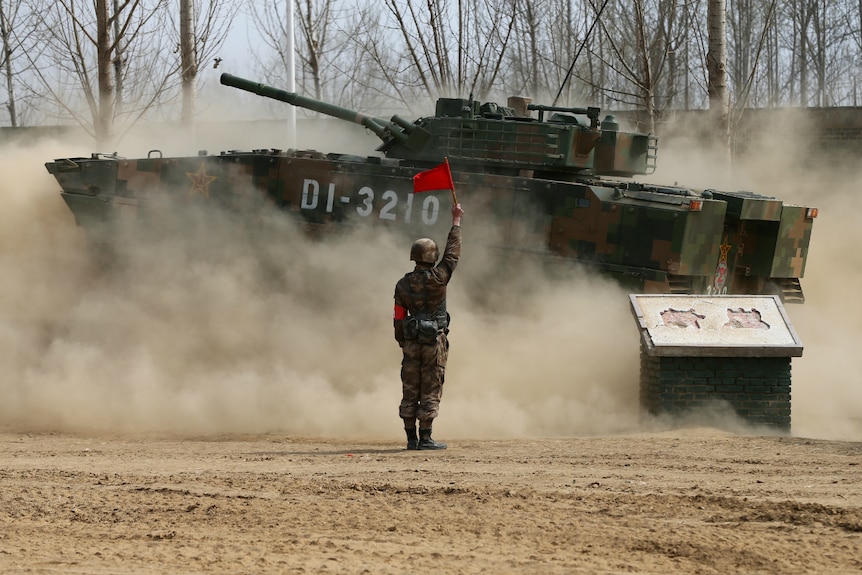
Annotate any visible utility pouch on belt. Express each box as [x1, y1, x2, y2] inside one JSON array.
[[416, 320, 438, 344], [403, 317, 439, 344], [403, 317, 419, 341]]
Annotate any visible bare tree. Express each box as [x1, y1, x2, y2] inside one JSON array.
[[459, 0, 518, 100], [807, 0, 856, 106], [519, 0, 619, 109], [728, 0, 754, 100], [595, 0, 685, 132], [333, 3, 411, 111], [509, 0, 582, 102], [856, 0, 862, 103], [667, 1, 709, 111], [171, 0, 237, 124], [7, 0, 862, 135], [24, 0, 176, 146], [728, 0, 778, 110], [296, 0, 331, 99], [790, 0, 814, 105], [247, 0, 346, 102], [707, 0, 728, 151], [764, 1, 781, 106], [95, 0, 113, 140], [0, 0, 34, 126], [343, 0, 516, 108], [17, 0, 231, 141], [234, 0, 862, 118], [179, 0, 195, 125]]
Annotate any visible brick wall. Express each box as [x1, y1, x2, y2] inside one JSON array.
[[616, 106, 862, 162], [639, 349, 792, 431]]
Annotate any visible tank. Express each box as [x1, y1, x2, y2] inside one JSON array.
[[45, 73, 817, 302]]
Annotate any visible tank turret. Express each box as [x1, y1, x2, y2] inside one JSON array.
[[220, 73, 656, 178]]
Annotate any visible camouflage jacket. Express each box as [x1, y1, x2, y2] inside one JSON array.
[[394, 225, 462, 346]]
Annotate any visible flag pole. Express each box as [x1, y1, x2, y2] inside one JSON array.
[[444, 157, 458, 205]]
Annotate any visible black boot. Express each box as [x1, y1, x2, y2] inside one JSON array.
[[405, 427, 419, 450], [418, 428, 447, 450]]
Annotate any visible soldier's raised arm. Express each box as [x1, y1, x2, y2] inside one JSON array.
[[452, 203, 463, 226]]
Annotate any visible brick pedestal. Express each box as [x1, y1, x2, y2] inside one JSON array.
[[639, 352, 792, 430], [630, 295, 803, 432]]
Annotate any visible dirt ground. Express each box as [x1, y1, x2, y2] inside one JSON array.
[[3, 104, 862, 575], [1, 428, 859, 575]]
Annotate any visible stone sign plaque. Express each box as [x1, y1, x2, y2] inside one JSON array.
[[629, 294, 803, 357]]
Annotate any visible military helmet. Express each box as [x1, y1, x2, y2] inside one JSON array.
[[410, 238, 439, 264]]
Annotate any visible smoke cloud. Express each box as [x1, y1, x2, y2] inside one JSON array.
[[649, 109, 862, 440], [1, 112, 859, 441]]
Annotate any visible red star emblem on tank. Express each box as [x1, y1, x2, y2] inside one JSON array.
[[711, 236, 733, 294], [187, 162, 217, 198], [718, 237, 732, 262]]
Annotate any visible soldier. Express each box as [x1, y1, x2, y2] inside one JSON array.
[[394, 203, 464, 450]]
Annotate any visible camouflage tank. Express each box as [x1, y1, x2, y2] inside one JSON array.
[[45, 73, 817, 301]]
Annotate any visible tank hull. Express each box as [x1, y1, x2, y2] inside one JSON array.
[[45, 149, 814, 301]]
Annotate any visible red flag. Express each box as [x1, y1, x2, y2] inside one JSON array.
[[413, 158, 455, 194]]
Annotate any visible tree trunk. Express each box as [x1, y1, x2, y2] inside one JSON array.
[[634, 0, 655, 133], [799, 0, 809, 106], [180, 0, 196, 125], [96, 0, 114, 147], [0, 1, 16, 127], [113, 0, 123, 115], [707, 0, 729, 156], [301, 0, 322, 99]]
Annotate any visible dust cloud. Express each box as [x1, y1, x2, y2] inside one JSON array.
[[741, 119, 862, 441], [1, 111, 860, 441], [650, 109, 862, 440], [0, 135, 639, 440]]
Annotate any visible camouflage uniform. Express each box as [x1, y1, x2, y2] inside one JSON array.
[[394, 224, 461, 448]]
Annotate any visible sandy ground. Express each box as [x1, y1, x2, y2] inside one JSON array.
[[1, 428, 860, 574], [3, 111, 862, 574]]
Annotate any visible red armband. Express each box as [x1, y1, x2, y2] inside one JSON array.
[[393, 304, 408, 320]]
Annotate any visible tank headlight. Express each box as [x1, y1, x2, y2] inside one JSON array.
[[806, 207, 819, 219], [689, 199, 703, 212]]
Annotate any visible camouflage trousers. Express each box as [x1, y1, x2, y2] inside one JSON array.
[[399, 333, 449, 423]]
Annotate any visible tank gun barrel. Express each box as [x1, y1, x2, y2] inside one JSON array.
[[220, 73, 415, 145]]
